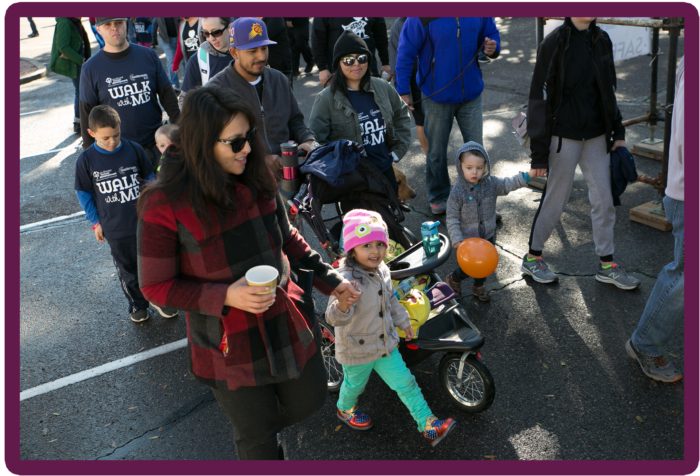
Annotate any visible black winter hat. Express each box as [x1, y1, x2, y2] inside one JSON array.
[[332, 30, 372, 70]]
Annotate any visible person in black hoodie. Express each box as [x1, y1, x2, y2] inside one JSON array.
[[286, 17, 314, 75], [522, 17, 639, 291], [311, 17, 391, 86], [259, 17, 293, 81]]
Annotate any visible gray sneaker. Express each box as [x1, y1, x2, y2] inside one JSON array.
[[625, 339, 682, 383], [430, 202, 447, 215], [521, 255, 558, 283], [596, 263, 640, 290]]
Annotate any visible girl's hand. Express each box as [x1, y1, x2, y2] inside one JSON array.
[[403, 326, 415, 341], [332, 280, 362, 301], [453, 240, 463, 249], [224, 276, 276, 314], [611, 140, 627, 151]]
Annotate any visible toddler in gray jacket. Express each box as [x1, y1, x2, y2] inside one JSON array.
[[445, 142, 534, 301]]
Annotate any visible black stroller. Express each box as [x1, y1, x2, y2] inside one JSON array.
[[289, 153, 495, 412]]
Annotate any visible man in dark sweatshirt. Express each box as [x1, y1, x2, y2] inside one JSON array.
[[311, 17, 391, 86], [80, 18, 180, 168], [207, 17, 318, 162]]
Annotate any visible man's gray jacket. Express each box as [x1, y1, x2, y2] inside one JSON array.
[[207, 62, 316, 155]]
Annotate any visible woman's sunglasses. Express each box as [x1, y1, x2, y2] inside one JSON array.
[[341, 54, 369, 67], [201, 28, 227, 39], [217, 128, 256, 153]]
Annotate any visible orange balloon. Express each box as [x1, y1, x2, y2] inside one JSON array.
[[456, 238, 499, 279]]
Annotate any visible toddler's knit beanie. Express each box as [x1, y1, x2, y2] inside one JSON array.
[[342, 209, 388, 253]]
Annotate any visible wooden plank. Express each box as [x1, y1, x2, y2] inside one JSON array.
[[630, 201, 672, 231], [632, 141, 664, 161]]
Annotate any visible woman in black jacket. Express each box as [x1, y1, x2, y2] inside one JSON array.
[[522, 17, 639, 291]]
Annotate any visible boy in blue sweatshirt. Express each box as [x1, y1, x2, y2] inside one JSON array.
[[74, 105, 177, 322]]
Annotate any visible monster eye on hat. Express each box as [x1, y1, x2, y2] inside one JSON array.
[[228, 17, 277, 50], [95, 18, 128, 27]]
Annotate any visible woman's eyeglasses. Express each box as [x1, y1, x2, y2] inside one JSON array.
[[201, 28, 226, 39], [218, 128, 256, 153], [341, 54, 369, 67]]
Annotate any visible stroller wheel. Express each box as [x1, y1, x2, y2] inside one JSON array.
[[318, 320, 343, 393], [439, 352, 495, 413]]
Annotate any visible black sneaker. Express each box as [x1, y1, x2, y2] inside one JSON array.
[[304, 62, 314, 73], [73, 122, 81, 134], [28, 32, 39, 38], [151, 304, 179, 318], [130, 308, 150, 323]]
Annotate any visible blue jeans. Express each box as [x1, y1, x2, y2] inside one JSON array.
[[631, 196, 684, 357], [338, 347, 433, 432], [161, 36, 180, 88], [422, 94, 483, 203], [70, 64, 82, 119]]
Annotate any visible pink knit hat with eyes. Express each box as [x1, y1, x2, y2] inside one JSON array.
[[342, 209, 389, 253]]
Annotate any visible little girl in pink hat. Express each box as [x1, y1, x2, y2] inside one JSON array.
[[326, 209, 456, 447]]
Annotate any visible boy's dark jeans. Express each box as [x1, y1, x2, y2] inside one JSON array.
[[106, 235, 149, 314], [451, 236, 495, 287]]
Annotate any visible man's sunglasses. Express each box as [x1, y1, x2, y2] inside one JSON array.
[[201, 28, 227, 39], [341, 54, 369, 67], [217, 128, 256, 153]]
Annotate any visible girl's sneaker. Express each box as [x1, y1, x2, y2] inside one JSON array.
[[337, 406, 373, 430], [423, 417, 456, 447]]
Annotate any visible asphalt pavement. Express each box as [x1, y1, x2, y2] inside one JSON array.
[[18, 17, 685, 462]]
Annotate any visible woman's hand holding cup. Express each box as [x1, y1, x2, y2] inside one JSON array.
[[225, 277, 276, 314]]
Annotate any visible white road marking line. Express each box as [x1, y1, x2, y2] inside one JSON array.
[[20, 110, 46, 116], [20, 339, 188, 402], [20, 211, 86, 232], [20, 145, 81, 160]]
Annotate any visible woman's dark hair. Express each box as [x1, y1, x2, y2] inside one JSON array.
[[327, 62, 372, 97], [137, 85, 276, 234]]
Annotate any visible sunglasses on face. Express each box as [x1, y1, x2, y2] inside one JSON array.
[[217, 127, 257, 153], [341, 54, 368, 67], [201, 28, 227, 39]]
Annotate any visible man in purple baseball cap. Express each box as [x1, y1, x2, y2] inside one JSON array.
[[207, 17, 319, 162]]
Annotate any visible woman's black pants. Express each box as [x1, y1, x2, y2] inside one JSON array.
[[210, 349, 327, 460]]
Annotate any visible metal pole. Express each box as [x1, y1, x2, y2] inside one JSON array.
[[536, 18, 544, 48], [661, 18, 680, 194], [649, 26, 659, 126]]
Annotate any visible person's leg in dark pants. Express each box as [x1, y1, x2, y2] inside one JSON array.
[[106, 235, 150, 315], [27, 18, 39, 37], [211, 350, 327, 460], [71, 64, 82, 134]]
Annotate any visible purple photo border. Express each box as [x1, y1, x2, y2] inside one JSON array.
[[6, 3, 698, 475]]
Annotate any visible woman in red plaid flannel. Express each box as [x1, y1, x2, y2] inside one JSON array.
[[137, 85, 360, 459]]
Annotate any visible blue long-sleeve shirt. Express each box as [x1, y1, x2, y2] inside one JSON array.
[[395, 17, 500, 105]]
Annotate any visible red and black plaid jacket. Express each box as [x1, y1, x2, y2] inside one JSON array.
[[138, 184, 343, 391]]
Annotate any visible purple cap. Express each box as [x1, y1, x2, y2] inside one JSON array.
[[229, 17, 277, 50]]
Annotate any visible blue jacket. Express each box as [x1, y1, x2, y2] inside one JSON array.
[[395, 17, 500, 105], [299, 140, 364, 187], [610, 146, 638, 206]]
